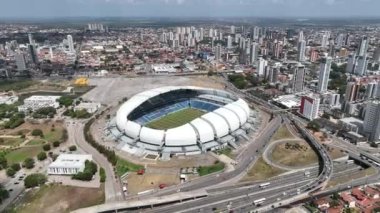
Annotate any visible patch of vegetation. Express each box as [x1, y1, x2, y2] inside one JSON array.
[[72, 160, 97, 181], [31, 129, 44, 137], [307, 120, 321, 132], [0, 184, 9, 204], [100, 167, 106, 183], [27, 139, 45, 146], [57, 96, 74, 107], [5, 146, 42, 164], [0, 80, 36, 92], [214, 147, 233, 158], [3, 112, 25, 129], [37, 152, 47, 161], [271, 125, 295, 141], [0, 137, 23, 147], [84, 118, 118, 165], [115, 158, 144, 177], [32, 107, 56, 119], [24, 173, 47, 188], [64, 109, 91, 119], [228, 74, 248, 89], [69, 145, 77, 151], [271, 141, 319, 167], [198, 161, 225, 176], [23, 158, 35, 169]]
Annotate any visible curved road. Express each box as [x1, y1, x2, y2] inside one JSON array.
[[66, 120, 122, 202], [262, 138, 318, 171]]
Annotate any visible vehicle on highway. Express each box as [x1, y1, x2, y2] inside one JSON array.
[[259, 182, 270, 189], [253, 198, 266, 206]]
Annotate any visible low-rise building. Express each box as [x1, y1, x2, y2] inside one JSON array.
[[0, 94, 18, 105], [18, 95, 60, 112], [48, 154, 92, 175], [74, 102, 101, 113]]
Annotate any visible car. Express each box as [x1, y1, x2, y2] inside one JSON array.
[[8, 189, 13, 192], [14, 182, 19, 185]]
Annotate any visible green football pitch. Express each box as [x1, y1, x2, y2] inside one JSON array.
[[145, 108, 206, 130]]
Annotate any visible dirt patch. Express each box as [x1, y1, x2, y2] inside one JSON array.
[[270, 125, 296, 142], [270, 140, 319, 168], [241, 157, 285, 182], [151, 154, 217, 169], [126, 173, 180, 195], [12, 184, 105, 213]]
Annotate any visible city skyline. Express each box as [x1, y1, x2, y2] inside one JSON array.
[[0, 0, 379, 18]]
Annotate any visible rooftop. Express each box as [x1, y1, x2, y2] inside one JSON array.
[[49, 154, 92, 169]]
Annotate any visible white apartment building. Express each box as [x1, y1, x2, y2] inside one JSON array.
[[48, 154, 92, 175], [363, 100, 380, 142], [300, 96, 320, 120]]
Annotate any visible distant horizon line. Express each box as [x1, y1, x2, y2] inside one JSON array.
[[1, 15, 380, 20]]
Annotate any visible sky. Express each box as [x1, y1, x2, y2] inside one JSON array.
[[1, 0, 379, 18]]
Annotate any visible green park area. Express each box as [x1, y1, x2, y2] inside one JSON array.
[[198, 161, 225, 176], [115, 158, 144, 177], [4, 146, 42, 164]]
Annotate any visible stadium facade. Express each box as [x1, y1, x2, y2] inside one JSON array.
[[107, 86, 258, 159]]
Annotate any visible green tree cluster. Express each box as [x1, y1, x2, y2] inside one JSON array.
[[72, 160, 98, 181], [24, 173, 47, 188], [32, 107, 56, 119], [23, 158, 35, 169], [57, 96, 74, 107], [228, 74, 248, 89]]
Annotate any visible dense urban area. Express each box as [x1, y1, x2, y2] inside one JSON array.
[[0, 16, 380, 213]]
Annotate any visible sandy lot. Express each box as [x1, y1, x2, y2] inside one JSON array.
[[83, 76, 225, 105], [126, 173, 180, 195]]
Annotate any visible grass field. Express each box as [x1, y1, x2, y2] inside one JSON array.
[[0, 137, 23, 147], [198, 161, 225, 176], [270, 125, 296, 142], [115, 158, 144, 177], [11, 184, 105, 213], [27, 139, 46, 146], [5, 146, 42, 164], [146, 108, 206, 129]]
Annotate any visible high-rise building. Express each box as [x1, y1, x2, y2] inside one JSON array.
[[249, 42, 258, 64], [345, 81, 360, 102], [354, 55, 368, 76], [257, 57, 267, 76], [297, 40, 306, 62], [15, 53, 26, 71], [298, 31, 304, 42], [358, 36, 369, 57], [67, 35, 75, 53], [215, 44, 222, 61], [365, 81, 380, 100], [328, 93, 341, 108], [269, 67, 279, 83], [318, 57, 332, 93], [373, 47, 380, 63], [28, 44, 38, 64], [231, 26, 235, 34], [336, 33, 344, 48], [199, 28, 204, 41], [310, 48, 319, 63], [346, 53, 356, 73], [227, 36, 232, 49], [292, 64, 306, 93], [28, 33, 34, 45], [252, 26, 260, 41], [321, 34, 328, 48], [300, 96, 320, 120], [363, 100, 380, 142]]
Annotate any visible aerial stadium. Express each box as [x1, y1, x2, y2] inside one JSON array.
[[107, 86, 259, 159]]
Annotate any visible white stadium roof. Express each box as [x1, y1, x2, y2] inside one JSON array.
[[115, 86, 250, 150]]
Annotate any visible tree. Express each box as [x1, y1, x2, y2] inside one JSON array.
[[69, 145, 77, 152], [0, 155, 7, 170], [43, 144, 51, 151], [24, 173, 47, 188], [37, 152, 47, 161], [57, 96, 74, 107], [100, 167, 106, 182], [31, 129, 44, 137], [0, 184, 9, 204], [6, 168, 16, 177], [23, 158, 35, 169], [52, 141, 60, 147], [10, 163, 21, 172], [307, 120, 321, 132]]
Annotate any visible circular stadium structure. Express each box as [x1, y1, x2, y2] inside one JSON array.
[[107, 86, 258, 159]]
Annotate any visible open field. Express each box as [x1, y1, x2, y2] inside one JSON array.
[[83, 76, 225, 105], [11, 184, 105, 213], [327, 167, 377, 188], [5, 146, 42, 164], [27, 139, 46, 146], [270, 140, 319, 168], [270, 125, 296, 142], [127, 173, 180, 195], [0, 137, 23, 147], [198, 161, 225, 176], [115, 158, 144, 177], [146, 108, 206, 129], [241, 157, 285, 182]]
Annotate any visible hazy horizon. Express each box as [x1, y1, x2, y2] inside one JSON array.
[[0, 0, 379, 19]]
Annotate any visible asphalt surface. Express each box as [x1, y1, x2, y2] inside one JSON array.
[[66, 120, 122, 202]]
